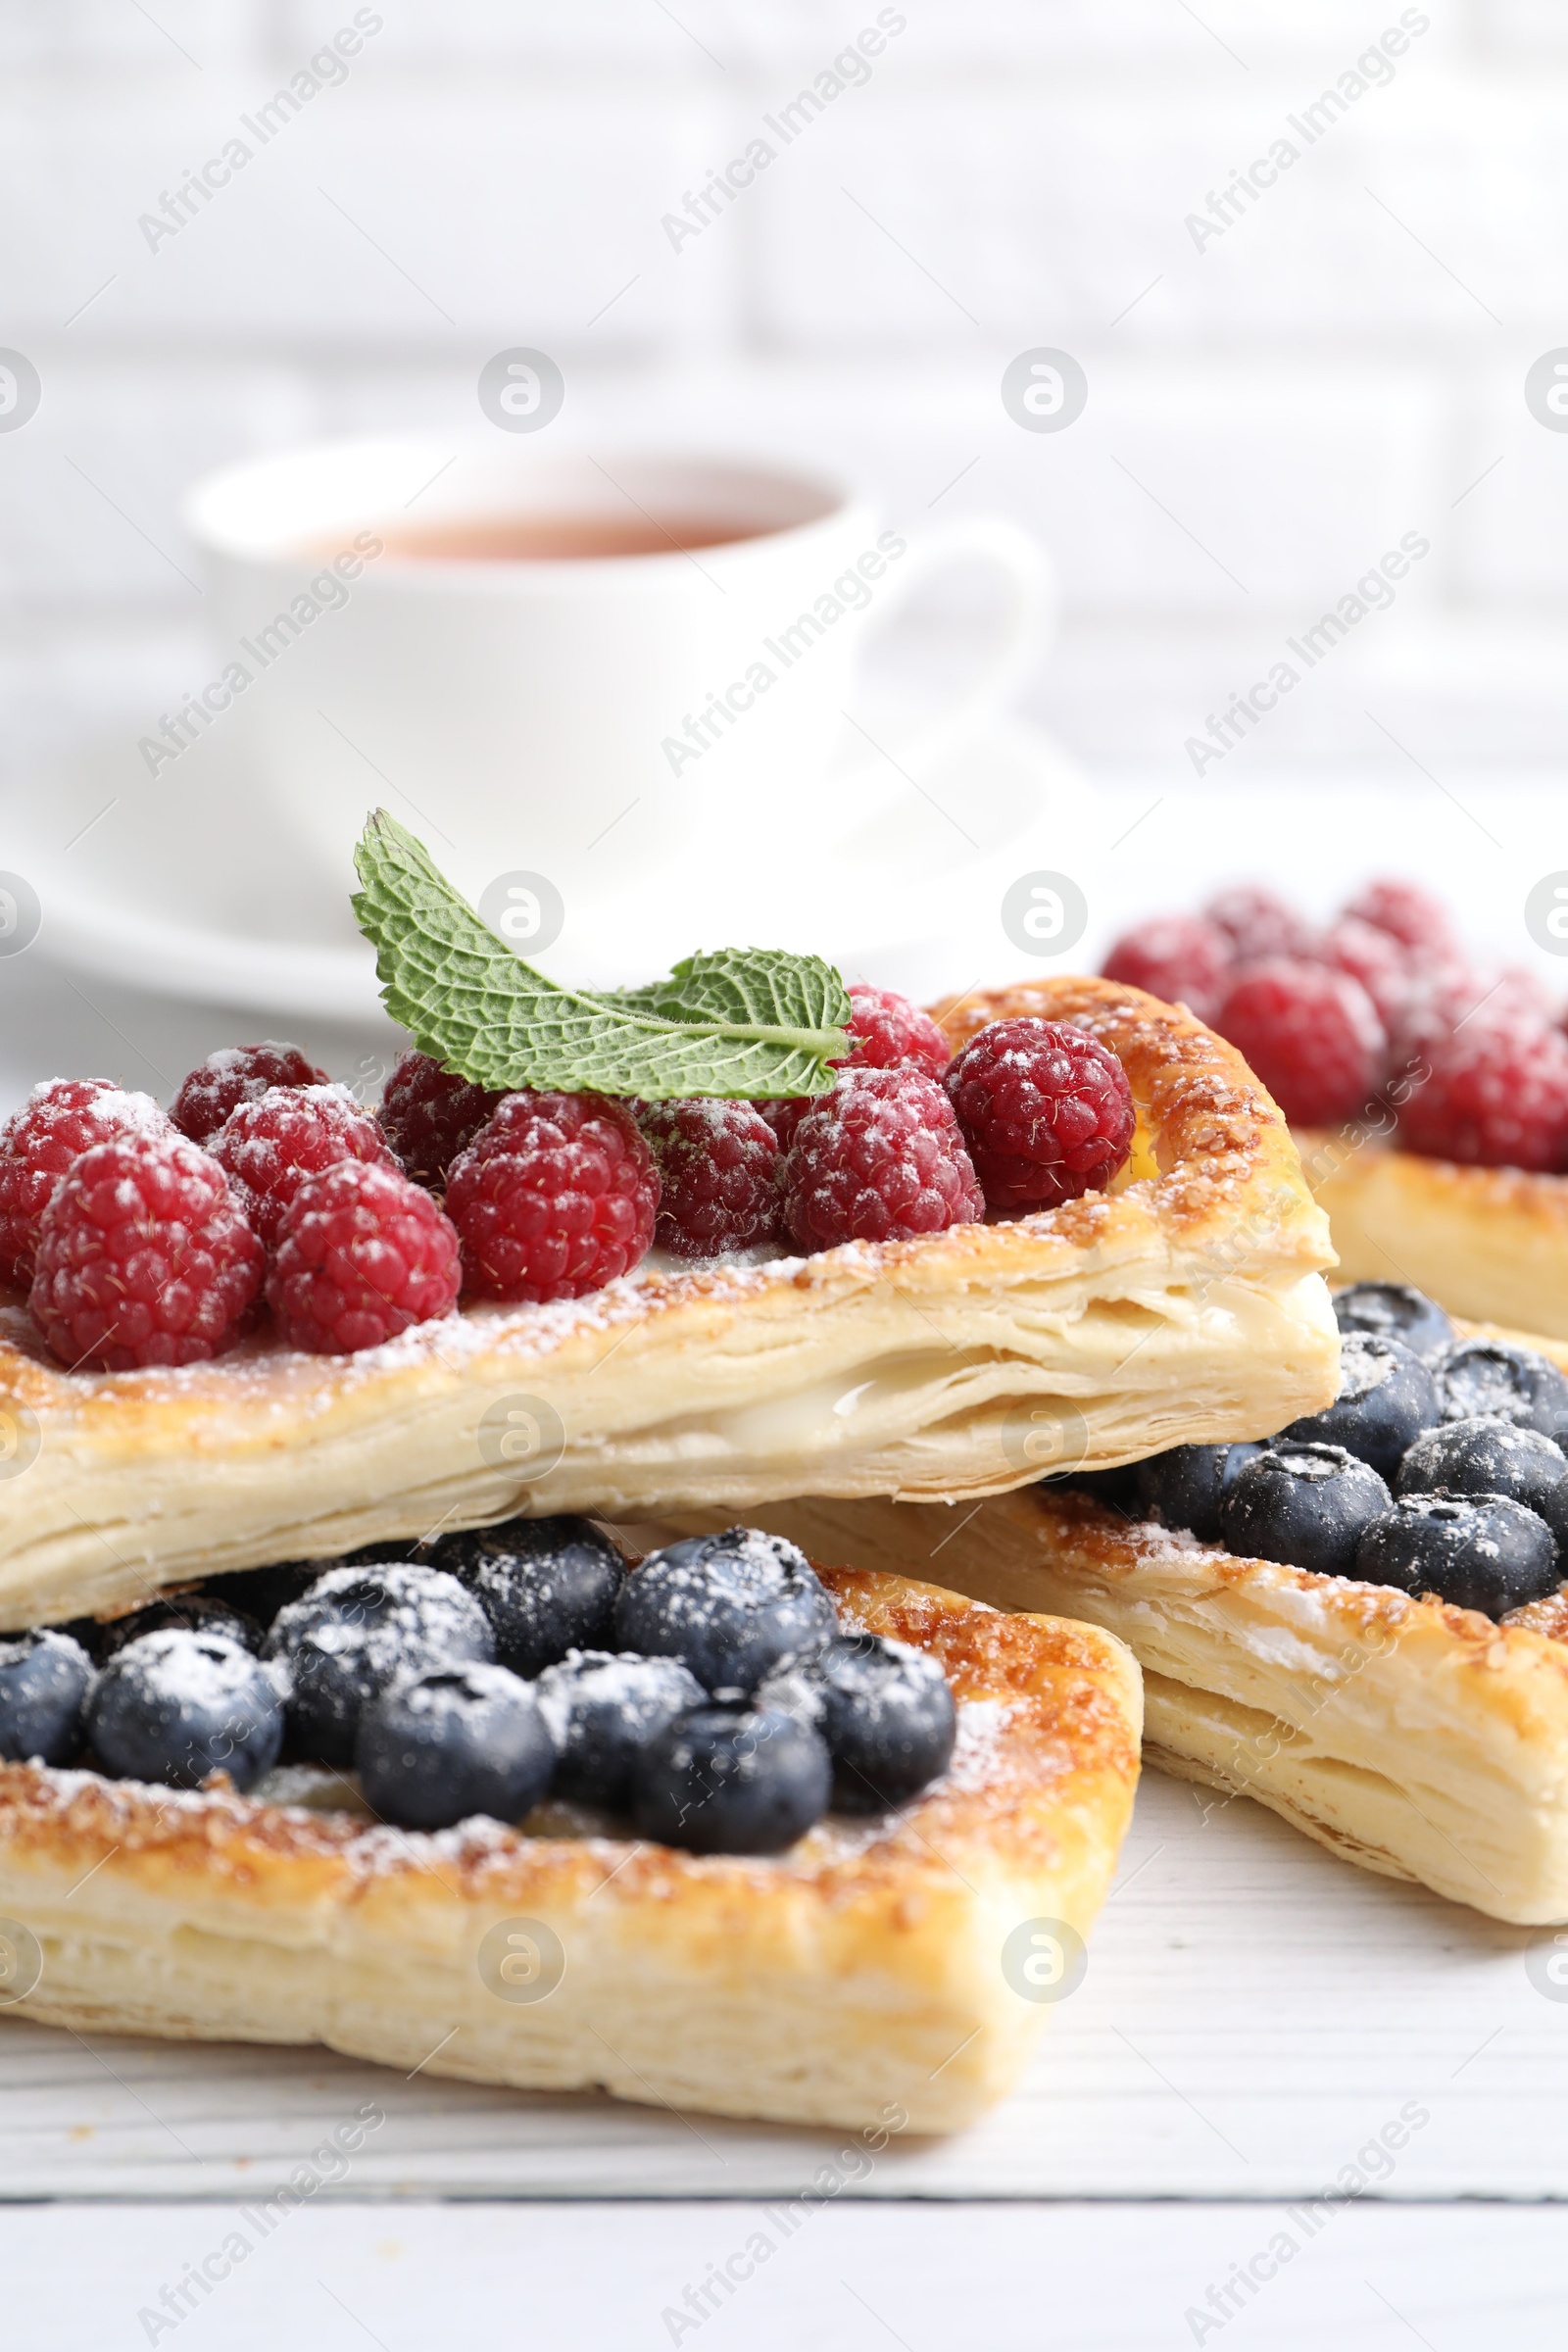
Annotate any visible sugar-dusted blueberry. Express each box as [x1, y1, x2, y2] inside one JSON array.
[[1221, 1443, 1391, 1577], [356, 1663, 555, 1831], [86, 1630, 283, 1790], [1396, 1417, 1568, 1520], [429, 1515, 625, 1676], [1433, 1340, 1568, 1437], [1332, 1282, 1454, 1365], [1277, 1332, 1439, 1484], [264, 1561, 493, 1765], [612, 1527, 838, 1694], [0, 1629, 93, 1764], [631, 1702, 832, 1855], [809, 1633, 956, 1813], [534, 1649, 705, 1809], [1356, 1494, 1560, 1618], [95, 1593, 262, 1661], [1135, 1445, 1227, 1540], [1134, 1442, 1271, 1542]]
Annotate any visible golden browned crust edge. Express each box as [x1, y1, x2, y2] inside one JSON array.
[[0, 1568, 1142, 2132]]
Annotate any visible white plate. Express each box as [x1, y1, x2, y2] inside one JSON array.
[[14, 712, 1098, 1021]]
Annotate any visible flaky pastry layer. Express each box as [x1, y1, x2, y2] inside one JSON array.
[[0, 978, 1337, 1629], [646, 1496, 1568, 1927], [0, 1568, 1142, 2132]]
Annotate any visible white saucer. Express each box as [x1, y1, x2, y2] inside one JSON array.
[[19, 712, 1099, 1023]]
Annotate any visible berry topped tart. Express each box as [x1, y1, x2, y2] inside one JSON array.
[[0, 1514, 1142, 2131], [1102, 877, 1568, 1341], [0, 812, 1337, 1631], [720, 1282, 1568, 1926]]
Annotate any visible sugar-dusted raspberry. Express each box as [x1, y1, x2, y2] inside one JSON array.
[[1213, 958, 1386, 1127], [1386, 959, 1512, 1076], [755, 1098, 810, 1155], [0, 1079, 170, 1291], [1101, 913, 1231, 1021], [170, 1043, 327, 1147], [638, 1099, 783, 1259], [445, 1091, 659, 1302], [753, 981, 950, 1153], [29, 1132, 264, 1372], [944, 1017, 1135, 1213], [841, 982, 951, 1081], [1342, 878, 1457, 967], [1310, 917, 1410, 1038], [784, 1069, 983, 1252], [267, 1160, 462, 1354], [1397, 1015, 1568, 1171], [376, 1050, 506, 1189], [1203, 886, 1313, 965], [209, 1084, 398, 1249]]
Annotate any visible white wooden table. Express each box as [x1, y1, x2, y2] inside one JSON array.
[[5, 769, 1568, 2344]]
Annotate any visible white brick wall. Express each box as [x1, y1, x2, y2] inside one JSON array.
[[0, 0, 1562, 778]]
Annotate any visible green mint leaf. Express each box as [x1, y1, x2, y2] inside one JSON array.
[[351, 809, 852, 1100]]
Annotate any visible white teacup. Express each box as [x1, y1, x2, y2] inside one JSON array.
[[182, 437, 1054, 921]]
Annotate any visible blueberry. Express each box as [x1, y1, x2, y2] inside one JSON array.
[[96, 1594, 262, 1662], [1333, 1282, 1454, 1364], [1277, 1332, 1439, 1484], [1221, 1443, 1392, 1576], [264, 1562, 493, 1765], [631, 1702, 832, 1855], [87, 1630, 284, 1791], [1356, 1494, 1560, 1617], [1135, 1446, 1229, 1541], [1433, 1340, 1568, 1436], [804, 1633, 956, 1813], [194, 1559, 325, 1631], [1133, 1442, 1274, 1542], [612, 1528, 838, 1694], [356, 1663, 555, 1831], [0, 1630, 93, 1765], [1535, 1475, 1568, 1568], [1396, 1417, 1568, 1520], [533, 1649, 705, 1809], [428, 1515, 625, 1675], [1045, 1464, 1140, 1516]]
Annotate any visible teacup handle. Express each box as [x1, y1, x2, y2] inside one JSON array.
[[846, 516, 1057, 778]]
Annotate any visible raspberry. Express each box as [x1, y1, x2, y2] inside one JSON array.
[[1213, 958, 1386, 1127], [638, 1099, 783, 1258], [209, 1084, 398, 1249], [445, 1091, 659, 1302], [1310, 917, 1410, 1038], [754, 982, 950, 1153], [377, 1050, 506, 1188], [267, 1160, 462, 1354], [169, 1043, 327, 1146], [1101, 913, 1231, 1021], [783, 1069, 983, 1252], [841, 982, 951, 1081], [1381, 959, 1550, 1080], [756, 1098, 810, 1155], [0, 1079, 170, 1291], [1342, 878, 1457, 967], [1397, 1016, 1568, 1171], [29, 1132, 264, 1372], [1203, 886, 1312, 965], [944, 1017, 1135, 1213]]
